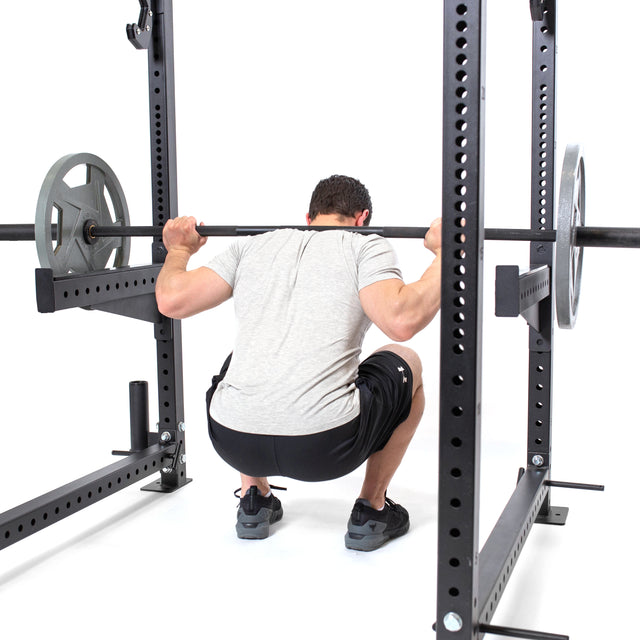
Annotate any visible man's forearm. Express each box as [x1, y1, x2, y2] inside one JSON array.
[[155, 249, 193, 317]]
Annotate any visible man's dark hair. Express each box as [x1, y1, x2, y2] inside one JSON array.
[[308, 175, 372, 225]]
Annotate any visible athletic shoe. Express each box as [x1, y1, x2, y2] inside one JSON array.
[[344, 496, 410, 551], [235, 485, 284, 540]]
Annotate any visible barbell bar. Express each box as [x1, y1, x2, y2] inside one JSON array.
[[88, 224, 640, 246], [2, 223, 639, 246]]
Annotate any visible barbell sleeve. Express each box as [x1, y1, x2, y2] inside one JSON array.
[[574, 226, 640, 248], [0, 224, 56, 241]]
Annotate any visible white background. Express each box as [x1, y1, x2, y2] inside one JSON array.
[[0, 1, 637, 638]]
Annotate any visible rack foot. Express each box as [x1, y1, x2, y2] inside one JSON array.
[[141, 477, 193, 493], [535, 505, 568, 525]]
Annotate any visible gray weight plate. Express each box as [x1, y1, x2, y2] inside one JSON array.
[[556, 144, 585, 329], [35, 153, 130, 276]]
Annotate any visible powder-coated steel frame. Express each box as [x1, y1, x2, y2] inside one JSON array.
[[0, 3, 600, 639]]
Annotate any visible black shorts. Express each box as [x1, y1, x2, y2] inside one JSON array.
[[206, 351, 413, 482]]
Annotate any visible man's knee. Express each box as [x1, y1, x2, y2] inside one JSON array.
[[375, 344, 423, 393]]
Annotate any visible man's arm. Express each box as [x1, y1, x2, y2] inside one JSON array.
[[359, 218, 442, 342], [155, 217, 233, 319]]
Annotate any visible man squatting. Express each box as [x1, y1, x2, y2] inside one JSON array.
[[156, 175, 442, 551]]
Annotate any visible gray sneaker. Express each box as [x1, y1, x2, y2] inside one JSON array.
[[345, 496, 410, 551], [235, 486, 284, 539]]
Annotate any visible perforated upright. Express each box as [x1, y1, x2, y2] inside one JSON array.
[[436, 2, 486, 638], [527, 1, 560, 523], [140, 0, 190, 492]]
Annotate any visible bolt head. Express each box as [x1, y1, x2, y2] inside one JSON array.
[[160, 431, 172, 443], [443, 612, 463, 632], [178, 421, 186, 432], [532, 454, 545, 467], [161, 466, 173, 474]]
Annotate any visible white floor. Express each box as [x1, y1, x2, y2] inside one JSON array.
[[0, 386, 633, 640]]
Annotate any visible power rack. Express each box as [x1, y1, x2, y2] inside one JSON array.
[[0, 2, 604, 639]]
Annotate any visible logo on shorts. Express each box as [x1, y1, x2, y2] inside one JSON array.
[[397, 366, 408, 384]]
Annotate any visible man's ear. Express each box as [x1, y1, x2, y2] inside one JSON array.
[[355, 209, 370, 226], [306, 213, 312, 225]]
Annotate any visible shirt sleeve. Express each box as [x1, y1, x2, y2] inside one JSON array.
[[205, 240, 244, 289], [356, 235, 403, 291]]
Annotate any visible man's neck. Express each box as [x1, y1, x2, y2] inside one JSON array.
[[308, 213, 356, 227]]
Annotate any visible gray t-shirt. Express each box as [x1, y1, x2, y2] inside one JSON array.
[[206, 229, 402, 436]]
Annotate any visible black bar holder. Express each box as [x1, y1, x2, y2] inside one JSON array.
[[129, 381, 150, 452], [113, 381, 153, 456]]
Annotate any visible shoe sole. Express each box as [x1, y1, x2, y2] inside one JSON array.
[[236, 506, 283, 540], [344, 519, 410, 552]]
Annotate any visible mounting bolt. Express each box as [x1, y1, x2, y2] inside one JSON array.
[[136, 26, 141, 35], [148, 10, 153, 17], [146, 24, 150, 31], [161, 466, 173, 474], [178, 421, 186, 432], [160, 431, 172, 443], [532, 454, 545, 467], [443, 612, 463, 632], [180, 454, 187, 464]]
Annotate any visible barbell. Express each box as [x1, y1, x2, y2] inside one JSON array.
[[1, 147, 639, 328]]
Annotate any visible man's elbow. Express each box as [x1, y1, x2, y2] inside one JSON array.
[[156, 291, 187, 319], [384, 316, 419, 343], [388, 325, 417, 343], [386, 309, 439, 342]]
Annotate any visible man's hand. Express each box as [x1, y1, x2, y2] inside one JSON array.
[[425, 217, 442, 255], [156, 217, 231, 319], [162, 216, 208, 255]]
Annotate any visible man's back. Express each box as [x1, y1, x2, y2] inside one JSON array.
[[207, 229, 401, 435]]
